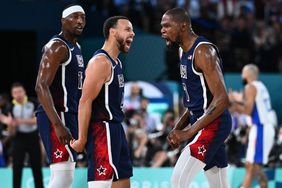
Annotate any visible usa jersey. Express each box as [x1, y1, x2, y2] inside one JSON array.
[[90, 49, 125, 123], [180, 36, 222, 115], [37, 34, 85, 113]]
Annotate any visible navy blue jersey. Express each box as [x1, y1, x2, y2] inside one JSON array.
[[180, 36, 223, 115], [37, 34, 85, 113], [90, 49, 125, 123]]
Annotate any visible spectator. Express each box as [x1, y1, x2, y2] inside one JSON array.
[[139, 97, 157, 133], [124, 82, 142, 112], [0, 82, 44, 188], [126, 110, 148, 166], [0, 93, 13, 167], [146, 109, 180, 168], [268, 126, 282, 167]]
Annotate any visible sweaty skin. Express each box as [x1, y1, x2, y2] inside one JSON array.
[[160, 13, 230, 148], [35, 12, 85, 145]]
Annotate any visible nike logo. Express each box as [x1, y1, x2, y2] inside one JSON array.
[[70, 47, 74, 51]]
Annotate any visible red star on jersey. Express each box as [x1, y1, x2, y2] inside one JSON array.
[[54, 149, 63, 159], [198, 145, 206, 156], [97, 165, 107, 176]]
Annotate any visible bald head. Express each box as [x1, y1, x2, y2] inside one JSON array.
[[242, 64, 259, 82], [164, 7, 191, 26]]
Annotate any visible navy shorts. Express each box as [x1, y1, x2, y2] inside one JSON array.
[[188, 109, 232, 170], [86, 121, 133, 182], [36, 111, 78, 164]]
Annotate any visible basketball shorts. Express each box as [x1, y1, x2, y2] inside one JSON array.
[[36, 111, 78, 164], [188, 109, 232, 170], [86, 121, 133, 182], [246, 123, 275, 164]]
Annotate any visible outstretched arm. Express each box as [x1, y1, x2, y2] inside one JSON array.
[[70, 55, 112, 152]]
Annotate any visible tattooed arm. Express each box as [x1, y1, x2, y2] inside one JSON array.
[[168, 45, 230, 144], [189, 45, 230, 134]]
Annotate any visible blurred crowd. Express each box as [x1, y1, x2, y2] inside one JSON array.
[[1, 81, 282, 169], [75, 0, 282, 73]]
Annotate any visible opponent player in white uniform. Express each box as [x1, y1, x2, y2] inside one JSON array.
[[230, 64, 275, 188]]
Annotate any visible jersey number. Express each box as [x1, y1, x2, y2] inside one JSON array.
[[263, 98, 271, 112], [78, 71, 83, 89]]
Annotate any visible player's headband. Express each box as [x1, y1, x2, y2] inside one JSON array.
[[62, 5, 85, 18]]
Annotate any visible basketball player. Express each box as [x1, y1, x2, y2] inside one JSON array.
[[70, 16, 134, 188], [160, 8, 232, 188], [230, 64, 275, 188], [35, 4, 86, 188]]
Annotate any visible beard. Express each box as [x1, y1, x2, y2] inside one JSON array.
[[166, 41, 179, 49], [116, 35, 128, 53], [166, 35, 181, 49]]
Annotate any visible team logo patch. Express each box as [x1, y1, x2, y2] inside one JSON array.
[[54, 149, 63, 159], [180, 65, 187, 79], [118, 74, 124, 87], [97, 165, 107, 176], [198, 145, 206, 156], [76, 55, 84, 67]]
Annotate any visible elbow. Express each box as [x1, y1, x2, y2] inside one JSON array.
[[224, 96, 231, 109], [219, 94, 230, 110], [245, 109, 252, 116], [35, 85, 42, 99], [35, 81, 46, 99], [35, 83, 40, 95], [35, 81, 42, 95]]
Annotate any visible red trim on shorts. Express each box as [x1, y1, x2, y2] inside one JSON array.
[[50, 124, 69, 163], [189, 117, 221, 162], [93, 122, 114, 180]]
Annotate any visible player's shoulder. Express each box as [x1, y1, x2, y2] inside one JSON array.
[[87, 54, 111, 71], [195, 43, 215, 55], [44, 37, 68, 53], [245, 83, 257, 94], [90, 53, 111, 64]]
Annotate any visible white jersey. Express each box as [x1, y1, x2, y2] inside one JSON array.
[[251, 80, 273, 126], [246, 80, 275, 164]]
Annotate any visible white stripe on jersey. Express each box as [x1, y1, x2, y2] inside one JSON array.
[[92, 53, 114, 120], [61, 65, 69, 112], [105, 122, 119, 178], [191, 42, 213, 112], [60, 112, 74, 162], [49, 37, 72, 112], [104, 54, 114, 120]]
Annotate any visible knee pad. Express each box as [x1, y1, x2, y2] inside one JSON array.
[[47, 162, 75, 188], [171, 148, 205, 188], [204, 166, 230, 188]]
